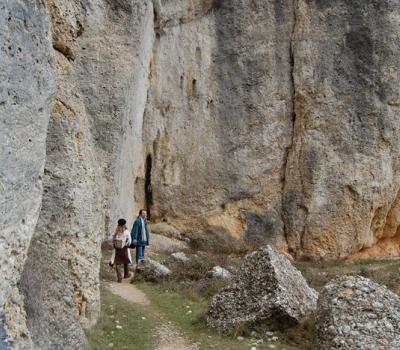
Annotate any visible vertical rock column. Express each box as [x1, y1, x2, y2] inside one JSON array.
[[283, 0, 400, 259], [142, 0, 294, 248], [0, 1, 55, 348], [20, 1, 154, 349]]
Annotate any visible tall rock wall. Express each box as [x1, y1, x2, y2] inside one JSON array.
[[0, 1, 55, 348], [283, 0, 400, 259], [17, 1, 154, 349], [142, 0, 294, 250]]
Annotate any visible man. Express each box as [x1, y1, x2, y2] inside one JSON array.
[[131, 209, 150, 263]]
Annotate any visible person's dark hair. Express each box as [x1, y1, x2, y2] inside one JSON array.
[[138, 209, 146, 216], [117, 218, 127, 226]]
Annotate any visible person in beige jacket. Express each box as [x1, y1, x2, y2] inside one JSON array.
[[110, 218, 132, 282]]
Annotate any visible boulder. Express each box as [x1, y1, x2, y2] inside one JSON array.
[[315, 275, 400, 350], [207, 246, 318, 333], [171, 252, 190, 263], [134, 259, 171, 282], [150, 222, 182, 240], [207, 266, 232, 280], [147, 234, 189, 254]]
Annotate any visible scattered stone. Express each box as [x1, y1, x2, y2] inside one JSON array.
[[316, 275, 400, 349], [150, 222, 182, 240], [115, 325, 122, 330], [134, 258, 171, 282], [207, 246, 318, 333], [207, 266, 232, 280], [237, 336, 244, 341], [148, 234, 189, 254], [271, 336, 278, 342], [171, 252, 191, 263]]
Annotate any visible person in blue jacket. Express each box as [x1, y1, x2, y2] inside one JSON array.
[[131, 209, 150, 263]]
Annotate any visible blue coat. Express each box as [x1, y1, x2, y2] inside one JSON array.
[[131, 217, 150, 246]]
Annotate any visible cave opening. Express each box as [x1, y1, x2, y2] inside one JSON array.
[[145, 154, 153, 219]]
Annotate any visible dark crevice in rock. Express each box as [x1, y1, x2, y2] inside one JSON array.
[[145, 154, 153, 219], [52, 42, 75, 61], [281, 0, 298, 251]]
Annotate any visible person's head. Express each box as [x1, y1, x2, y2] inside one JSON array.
[[139, 209, 147, 219], [115, 218, 127, 236]]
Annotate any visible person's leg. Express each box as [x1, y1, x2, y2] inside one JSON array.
[[135, 246, 140, 263], [123, 264, 129, 278], [115, 264, 122, 282], [142, 246, 146, 260]]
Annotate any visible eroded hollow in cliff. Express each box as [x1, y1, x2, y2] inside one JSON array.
[[145, 154, 153, 219]]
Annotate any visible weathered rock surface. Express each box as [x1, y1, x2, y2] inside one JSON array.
[[0, 0, 55, 348], [2, 0, 400, 348], [207, 246, 318, 333], [150, 222, 182, 240], [19, 1, 154, 349], [315, 275, 400, 349], [148, 234, 189, 254], [207, 266, 232, 280], [134, 259, 171, 283], [171, 252, 190, 263], [141, 0, 295, 251], [283, 0, 400, 260]]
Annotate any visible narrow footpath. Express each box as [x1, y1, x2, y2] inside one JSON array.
[[106, 280, 199, 350]]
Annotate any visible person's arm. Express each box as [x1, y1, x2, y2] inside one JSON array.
[[131, 221, 138, 243], [125, 230, 132, 247]]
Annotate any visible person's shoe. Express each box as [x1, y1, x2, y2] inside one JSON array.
[[117, 278, 122, 283], [124, 273, 132, 279]]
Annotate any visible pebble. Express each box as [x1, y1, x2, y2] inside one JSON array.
[[141, 317, 146, 320], [237, 336, 244, 341], [116, 325, 122, 329]]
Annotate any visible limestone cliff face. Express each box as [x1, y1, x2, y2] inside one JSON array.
[[18, 1, 154, 349], [283, 0, 400, 259], [0, 1, 55, 348], [1, 0, 400, 348], [142, 0, 294, 251]]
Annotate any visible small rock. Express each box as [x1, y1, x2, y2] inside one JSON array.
[[115, 325, 122, 330], [237, 336, 244, 341], [134, 258, 171, 282], [207, 266, 232, 280], [171, 252, 190, 263], [271, 336, 279, 342]]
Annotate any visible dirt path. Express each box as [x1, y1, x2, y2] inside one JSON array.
[[106, 280, 199, 350]]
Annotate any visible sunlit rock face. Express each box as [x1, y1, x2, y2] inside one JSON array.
[[283, 0, 400, 260], [141, 0, 295, 251], [0, 1, 55, 348]]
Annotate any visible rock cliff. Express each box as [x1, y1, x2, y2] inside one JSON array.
[[1, 0, 400, 348]]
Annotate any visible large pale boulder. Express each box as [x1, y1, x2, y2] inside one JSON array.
[[207, 246, 318, 333], [316, 275, 400, 349], [134, 259, 171, 283]]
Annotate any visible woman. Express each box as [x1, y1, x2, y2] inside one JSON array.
[[110, 218, 132, 282]]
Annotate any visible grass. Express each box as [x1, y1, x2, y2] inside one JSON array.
[[296, 258, 400, 293], [86, 287, 157, 350], [139, 281, 295, 350]]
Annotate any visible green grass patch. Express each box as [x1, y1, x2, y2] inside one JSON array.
[[86, 287, 157, 350], [139, 282, 293, 350]]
